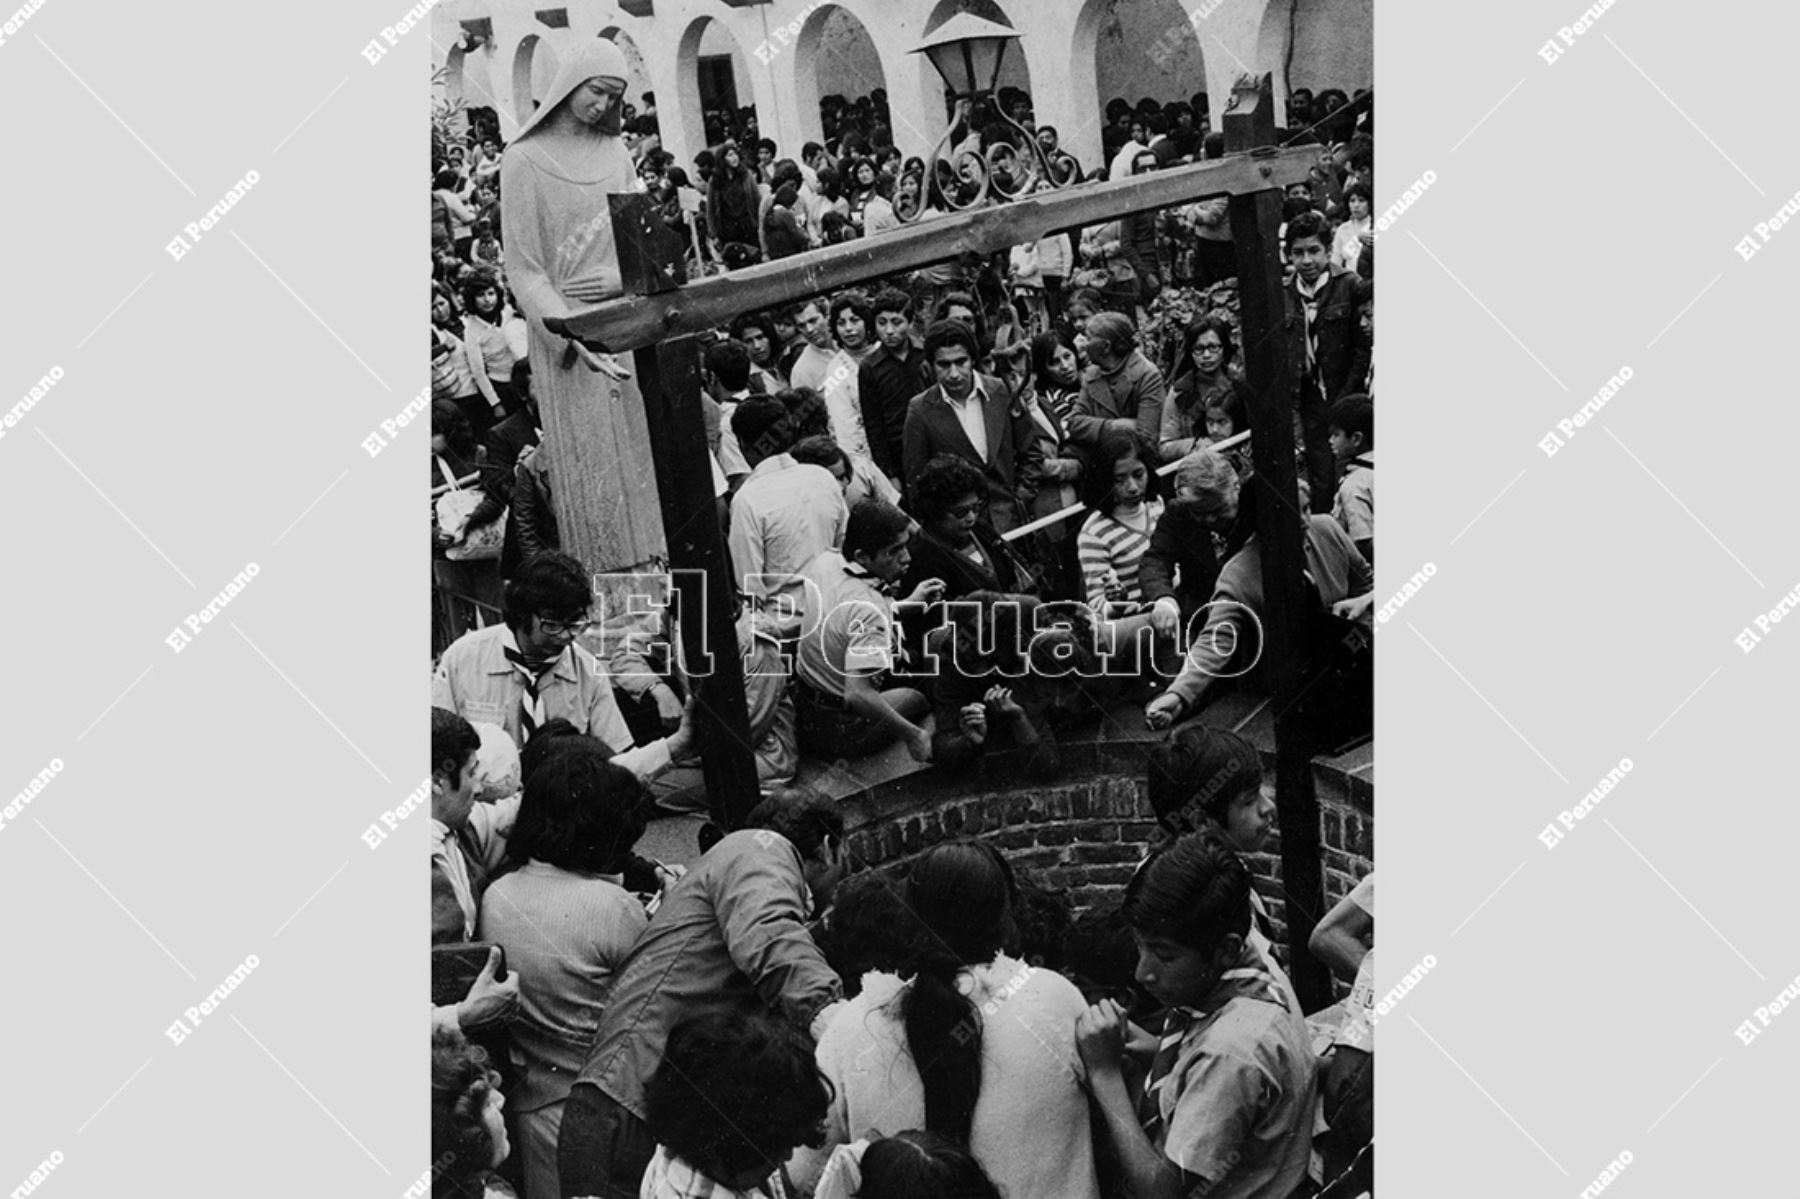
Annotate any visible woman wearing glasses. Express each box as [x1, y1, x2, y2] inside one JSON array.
[[901, 455, 1031, 606]]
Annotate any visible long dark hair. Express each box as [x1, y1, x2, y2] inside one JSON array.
[[898, 839, 1018, 1144], [859, 1131, 1003, 1199]]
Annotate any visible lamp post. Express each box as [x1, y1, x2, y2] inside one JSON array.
[[897, 11, 1078, 221]]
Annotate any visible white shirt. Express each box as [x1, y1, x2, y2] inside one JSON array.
[[944, 377, 992, 462]]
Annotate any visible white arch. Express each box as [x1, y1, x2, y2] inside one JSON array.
[[598, 26, 655, 109], [511, 33, 561, 125], [793, 4, 888, 148]]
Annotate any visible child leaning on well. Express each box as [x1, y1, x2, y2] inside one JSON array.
[[1075, 835, 1317, 1199]]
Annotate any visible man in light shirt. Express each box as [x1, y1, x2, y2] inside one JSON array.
[[728, 396, 849, 623]]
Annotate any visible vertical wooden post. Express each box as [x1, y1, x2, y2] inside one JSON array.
[[609, 194, 762, 829], [1224, 73, 1331, 1012]]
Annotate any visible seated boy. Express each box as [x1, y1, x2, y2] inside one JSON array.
[[793, 499, 943, 762], [1327, 394, 1373, 566], [1076, 835, 1316, 1199]]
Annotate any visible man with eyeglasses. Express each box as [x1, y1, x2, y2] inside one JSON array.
[[432, 551, 692, 776]]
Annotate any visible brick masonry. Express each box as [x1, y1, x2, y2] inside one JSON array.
[[838, 744, 1372, 962]]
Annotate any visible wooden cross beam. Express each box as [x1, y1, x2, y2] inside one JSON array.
[[1224, 73, 1333, 1014], [544, 145, 1319, 352], [549, 74, 1345, 877]]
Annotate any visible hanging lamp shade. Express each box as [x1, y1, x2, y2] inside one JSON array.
[[911, 12, 1020, 99]]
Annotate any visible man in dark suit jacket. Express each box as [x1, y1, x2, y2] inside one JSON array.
[[902, 319, 1042, 535]]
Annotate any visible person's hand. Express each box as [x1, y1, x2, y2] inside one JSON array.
[[1145, 692, 1184, 731], [1149, 596, 1181, 638], [456, 946, 519, 1031], [1332, 593, 1374, 622], [651, 683, 684, 731], [984, 685, 1023, 719], [905, 725, 934, 763], [653, 861, 687, 895], [959, 703, 988, 746], [1075, 998, 1128, 1075], [905, 577, 947, 606], [664, 695, 699, 760]]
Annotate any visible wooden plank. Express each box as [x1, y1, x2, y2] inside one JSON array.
[[605, 194, 762, 828], [1226, 75, 1332, 1015], [547, 147, 1320, 352]]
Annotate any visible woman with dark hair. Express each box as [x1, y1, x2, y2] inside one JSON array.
[[433, 283, 490, 438], [431, 1026, 515, 1199], [812, 1130, 1003, 1199], [1160, 314, 1253, 460], [706, 141, 765, 258], [475, 742, 652, 1199], [1332, 179, 1373, 274], [642, 1008, 832, 1197], [843, 155, 880, 230], [901, 455, 1022, 603], [729, 312, 785, 392], [1030, 329, 1084, 427], [1077, 429, 1174, 682], [792, 840, 1100, 1199], [460, 271, 519, 424]]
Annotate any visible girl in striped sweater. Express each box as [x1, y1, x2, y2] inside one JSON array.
[[1077, 431, 1170, 683]]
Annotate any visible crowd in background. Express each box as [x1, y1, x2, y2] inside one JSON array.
[[430, 66, 1375, 1199]]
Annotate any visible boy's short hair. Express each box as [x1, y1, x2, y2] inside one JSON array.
[[643, 1009, 830, 1181], [844, 498, 912, 562], [431, 707, 480, 787], [790, 434, 850, 476], [745, 787, 846, 859], [730, 395, 796, 460], [705, 339, 753, 391], [509, 739, 647, 875], [1145, 725, 1264, 829], [1122, 833, 1252, 953], [1343, 180, 1372, 205], [1285, 210, 1332, 251], [502, 551, 591, 626], [1329, 393, 1374, 450], [870, 287, 913, 321]]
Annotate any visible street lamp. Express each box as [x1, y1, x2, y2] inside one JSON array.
[[898, 11, 1078, 221]]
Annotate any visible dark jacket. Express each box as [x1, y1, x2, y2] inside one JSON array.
[[1138, 496, 1223, 616], [1068, 351, 1167, 450], [902, 374, 1043, 534], [573, 829, 841, 1120], [502, 449, 558, 579], [764, 205, 808, 260], [902, 522, 1020, 603], [1287, 267, 1370, 406], [858, 341, 933, 482]]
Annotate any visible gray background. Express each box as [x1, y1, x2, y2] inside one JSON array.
[[3, 2, 419, 1195], [2, 0, 1792, 1195], [1386, 1, 1799, 1196]]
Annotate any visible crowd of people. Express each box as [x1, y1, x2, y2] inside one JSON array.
[[430, 36, 1375, 1199]]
